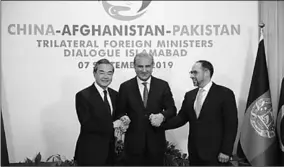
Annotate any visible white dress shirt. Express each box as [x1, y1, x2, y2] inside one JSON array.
[[137, 76, 151, 100], [194, 80, 213, 113], [94, 82, 113, 115]]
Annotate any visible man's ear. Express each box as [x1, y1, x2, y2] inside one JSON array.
[[205, 69, 210, 78]]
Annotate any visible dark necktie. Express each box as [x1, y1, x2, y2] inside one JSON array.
[[142, 82, 148, 108], [103, 90, 111, 114]]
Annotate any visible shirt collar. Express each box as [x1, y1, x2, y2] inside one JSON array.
[[200, 80, 213, 92], [94, 82, 108, 93], [137, 76, 152, 86]]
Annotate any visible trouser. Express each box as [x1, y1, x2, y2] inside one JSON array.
[[105, 137, 115, 166], [124, 135, 164, 166], [189, 145, 231, 166], [76, 142, 115, 166], [124, 150, 164, 166]]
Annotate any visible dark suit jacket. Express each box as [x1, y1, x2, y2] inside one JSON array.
[[115, 76, 177, 155], [74, 84, 118, 165], [163, 82, 238, 161]]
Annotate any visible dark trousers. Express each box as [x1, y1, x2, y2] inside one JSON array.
[[123, 137, 164, 166], [124, 151, 164, 166], [105, 137, 115, 166], [189, 146, 231, 166], [76, 140, 115, 166]]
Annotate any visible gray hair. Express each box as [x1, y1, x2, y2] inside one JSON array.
[[133, 51, 154, 65], [93, 58, 114, 73]]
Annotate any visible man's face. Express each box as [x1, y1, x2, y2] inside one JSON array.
[[134, 56, 153, 81], [94, 64, 114, 89], [190, 62, 206, 87]]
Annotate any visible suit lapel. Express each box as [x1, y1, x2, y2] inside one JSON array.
[[88, 84, 104, 107], [108, 88, 116, 119], [132, 77, 145, 109], [109, 89, 116, 112], [146, 76, 156, 109], [192, 88, 199, 120], [198, 83, 216, 119], [88, 84, 112, 117]]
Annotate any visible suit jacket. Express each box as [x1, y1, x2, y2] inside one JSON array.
[[74, 84, 118, 165], [163, 82, 238, 161], [115, 76, 177, 155]]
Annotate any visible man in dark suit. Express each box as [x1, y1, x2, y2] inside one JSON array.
[[162, 60, 238, 166], [115, 52, 177, 166], [74, 58, 118, 166]]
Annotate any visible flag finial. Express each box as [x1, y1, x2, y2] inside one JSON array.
[[259, 23, 265, 29], [259, 23, 265, 38]]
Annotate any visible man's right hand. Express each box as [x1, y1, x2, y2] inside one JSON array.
[[119, 115, 131, 132], [149, 113, 164, 127], [120, 115, 131, 125]]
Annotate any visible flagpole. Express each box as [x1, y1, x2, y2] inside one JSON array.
[[238, 21, 279, 165], [259, 23, 265, 40]]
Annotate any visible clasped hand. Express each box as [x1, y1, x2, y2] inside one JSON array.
[[113, 115, 131, 133], [218, 152, 231, 163], [149, 113, 164, 127]]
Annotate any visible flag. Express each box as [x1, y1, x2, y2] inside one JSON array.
[[1, 111, 9, 166], [276, 77, 284, 165], [238, 31, 278, 165]]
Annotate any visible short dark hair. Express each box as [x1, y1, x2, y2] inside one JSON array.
[[93, 59, 114, 73], [197, 60, 214, 78]]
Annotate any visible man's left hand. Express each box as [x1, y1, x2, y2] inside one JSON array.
[[113, 119, 122, 128], [149, 113, 164, 127], [218, 152, 230, 163]]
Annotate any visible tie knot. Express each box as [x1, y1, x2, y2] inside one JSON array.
[[198, 88, 205, 94], [103, 90, 107, 95], [142, 82, 147, 86]]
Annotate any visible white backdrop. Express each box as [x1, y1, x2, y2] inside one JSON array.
[[1, 1, 258, 162]]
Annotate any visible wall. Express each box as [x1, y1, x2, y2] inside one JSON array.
[[1, 1, 258, 162]]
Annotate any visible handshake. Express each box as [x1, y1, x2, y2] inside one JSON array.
[[113, 115, 131, 133], [149, 113, 164, 127], [113, 113, 164, 133], [113, 115, 131, 141]]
